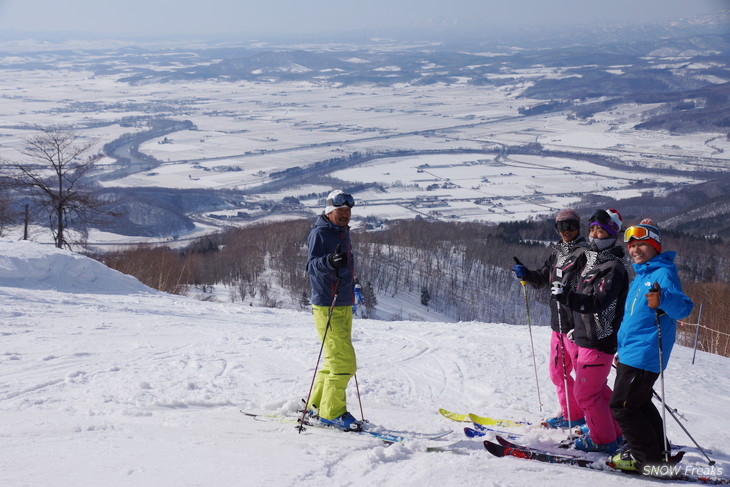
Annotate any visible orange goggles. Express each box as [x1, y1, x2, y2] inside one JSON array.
[[623, 225, 660, 244]]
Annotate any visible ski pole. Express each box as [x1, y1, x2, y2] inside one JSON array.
[[514, 257, 543, 412], [653, 282, 670, 463], [556, 312, 575, 438], [651, 389, 715, 465], [611, 362, 714, 465], [550, 266, 574, 437], [299, 275, 342, 433], [354, 374, 366, 423], [651, 389, 686, 421]]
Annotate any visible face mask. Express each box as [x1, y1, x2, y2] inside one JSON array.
[[590, 236, 617, 251]]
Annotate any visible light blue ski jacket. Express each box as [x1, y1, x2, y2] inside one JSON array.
[[617, 251, 693, 372]]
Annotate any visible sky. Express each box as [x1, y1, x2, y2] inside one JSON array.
[[0, 0, 727, 39]]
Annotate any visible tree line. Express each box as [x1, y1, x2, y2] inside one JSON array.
[[93, 217, 730, 358], [2, 126, 727, 356]]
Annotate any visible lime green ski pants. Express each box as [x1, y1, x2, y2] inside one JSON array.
[[308, 305, 357, 420]]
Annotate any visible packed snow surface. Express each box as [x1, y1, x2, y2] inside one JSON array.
[[1, 238, 728, 486]]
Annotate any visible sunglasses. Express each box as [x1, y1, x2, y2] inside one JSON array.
[[328, 192, 355, 208], [624, 225, 660, 244], [555, 220, 579, 232]]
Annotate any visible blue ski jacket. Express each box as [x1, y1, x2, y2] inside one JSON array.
[[617, 251, 693, 373], [306, 214, 355, 307]]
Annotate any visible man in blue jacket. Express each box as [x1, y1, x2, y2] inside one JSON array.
[[609, 219, 693, 472], [305, 190, 362, 431]]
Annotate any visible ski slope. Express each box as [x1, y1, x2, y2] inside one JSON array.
[[1, 239, 728, 486]]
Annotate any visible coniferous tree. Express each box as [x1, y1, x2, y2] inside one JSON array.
[[420, 286, 431, 306]]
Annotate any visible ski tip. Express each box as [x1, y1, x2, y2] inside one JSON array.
[[494, 435, 514, 448], [483, 440, 505, 457], [439, 408, 469, 422], [464, 427, 485, 438]]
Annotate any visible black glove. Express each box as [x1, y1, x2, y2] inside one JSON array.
[[328, 245, 348, 269]]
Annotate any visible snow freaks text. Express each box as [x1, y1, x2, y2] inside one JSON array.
[[643, 464, 724, 478]]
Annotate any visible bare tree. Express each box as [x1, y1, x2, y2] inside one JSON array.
[[6, 126, 103, 248]]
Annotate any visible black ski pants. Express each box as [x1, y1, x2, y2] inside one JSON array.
[[610, 363, 666, 467]]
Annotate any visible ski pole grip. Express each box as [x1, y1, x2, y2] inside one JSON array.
[[513, 256, 523, 266]]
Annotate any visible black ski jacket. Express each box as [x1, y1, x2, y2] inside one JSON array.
[[561, 246, 629, 354], [522, 236, 589, 333]]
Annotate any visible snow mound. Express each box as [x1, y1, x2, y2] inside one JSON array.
[[0, 239, 155, 295]]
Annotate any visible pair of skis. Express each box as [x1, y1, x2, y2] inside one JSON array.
[[241, 410, 451, 445], [485, 435, 729, 484], [441, 408, 729, 484]]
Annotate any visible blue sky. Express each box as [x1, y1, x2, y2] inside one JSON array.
[[0, 0, 726, 38]]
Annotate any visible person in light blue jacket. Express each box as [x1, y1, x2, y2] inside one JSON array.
[[609, 219, 693, 473]]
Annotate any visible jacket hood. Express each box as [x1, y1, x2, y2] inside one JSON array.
[[596, 244, 625, 263], [632, 251, 677, 275], [316, 214, 348, 233], [551, 235, 588, 253]]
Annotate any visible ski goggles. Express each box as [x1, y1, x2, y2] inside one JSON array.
[[623, 225, 661, 244], [555, 220, 579, 232], [588, 209, 612, 226], [327, 192, 355, 208], [588, 209, 618, 236]]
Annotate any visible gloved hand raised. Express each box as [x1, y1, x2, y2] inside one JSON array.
[[512, 257, 527, 279], [328, 244, 348, 269], [513, 264, 527, 279], [646, 282, 661, 309]]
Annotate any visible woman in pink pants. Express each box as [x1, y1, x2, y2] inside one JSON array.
[[552, 209, 628, 453], [514, 208, 588, 429]]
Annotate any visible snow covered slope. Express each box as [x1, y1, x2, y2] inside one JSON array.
[[0, 240, 728, 486], [0, 239, 154, 294]]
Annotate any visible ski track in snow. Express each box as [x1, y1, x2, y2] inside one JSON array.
[[1, 239, 729, 486]]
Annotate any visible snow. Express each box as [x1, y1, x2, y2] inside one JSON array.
[[1, 238, 728, 486]]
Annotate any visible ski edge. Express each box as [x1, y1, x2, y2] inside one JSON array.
[[469, 413, 531, 428]]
